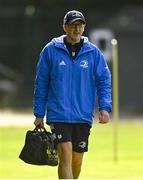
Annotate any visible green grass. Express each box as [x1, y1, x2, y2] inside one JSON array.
[[0, 120, 143, 179]]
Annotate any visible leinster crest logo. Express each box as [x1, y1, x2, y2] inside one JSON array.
[[80, 60, 88, 68]]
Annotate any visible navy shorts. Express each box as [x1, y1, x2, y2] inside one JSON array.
[[49, 123, 91, 153]]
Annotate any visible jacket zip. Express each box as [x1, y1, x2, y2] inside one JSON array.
[[70, 58, 75, 121]]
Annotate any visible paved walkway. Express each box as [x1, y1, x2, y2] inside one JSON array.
[[0, 110, 34, 126]]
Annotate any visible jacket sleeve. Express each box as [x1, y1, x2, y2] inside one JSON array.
[[95, 50, 112, 113], [33, 47, 51, 118]]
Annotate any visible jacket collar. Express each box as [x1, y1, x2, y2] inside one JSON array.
[[52, 35, 95, 54]]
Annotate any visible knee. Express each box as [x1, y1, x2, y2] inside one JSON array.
[[57, 142, 72, 163], [72, 156, 82, 168], [72, 157, 82, 168]]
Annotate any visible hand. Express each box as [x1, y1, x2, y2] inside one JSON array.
[[34, 117, 44, 128], [98, 110, 110, 124]]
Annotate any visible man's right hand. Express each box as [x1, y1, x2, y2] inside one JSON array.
[[34, 117, 44, 128]]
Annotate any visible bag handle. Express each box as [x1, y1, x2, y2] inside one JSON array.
[[34, 126, 47, 133]]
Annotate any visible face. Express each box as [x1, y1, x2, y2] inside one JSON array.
[[63, 20, 85, 44]]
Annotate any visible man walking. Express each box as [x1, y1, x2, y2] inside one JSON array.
[[34, 10, 112, 179]]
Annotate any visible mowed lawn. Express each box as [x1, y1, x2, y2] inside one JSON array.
[[0, 120, 143, 179]]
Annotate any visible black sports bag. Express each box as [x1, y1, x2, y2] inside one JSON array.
[[19, 127, 58, 166]]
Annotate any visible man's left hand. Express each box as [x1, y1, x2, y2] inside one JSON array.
[[98, 110, 110, 124]]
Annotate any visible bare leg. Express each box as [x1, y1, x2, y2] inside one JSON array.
[[57, 141, 73, 179], [72, 151, 84, 179]]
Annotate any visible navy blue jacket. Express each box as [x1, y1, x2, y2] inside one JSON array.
[[34, 35, 112, 126]]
